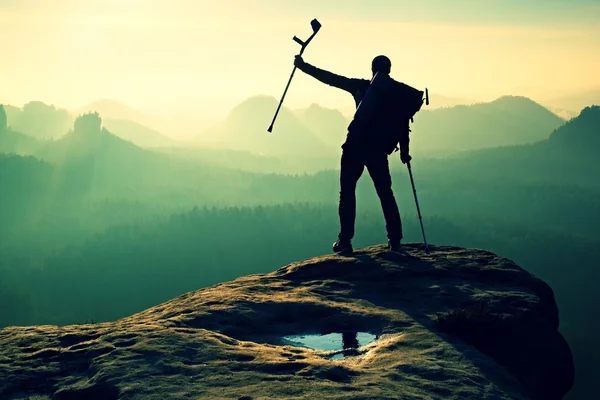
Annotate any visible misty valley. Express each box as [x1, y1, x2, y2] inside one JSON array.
[[1, 97, 599, 399]]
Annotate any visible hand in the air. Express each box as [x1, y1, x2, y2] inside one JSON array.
[[400, 152, 412, 164], [294, 55, 305, 68]]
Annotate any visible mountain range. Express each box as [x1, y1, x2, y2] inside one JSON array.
[[410, 95, 566, 155], [198, 95, 336, 157], [294, 103, 350, 149], [0, 128, 42, 156], [3, 102, 71, 139], [75, 99, 163, 132], [421, 105, 600, 188], [101, 118, 176, 148], [3, 99, 597, 198], [195, 94, 574, 158], [548, 105, 600, 155], [2, 92, 598, 164]]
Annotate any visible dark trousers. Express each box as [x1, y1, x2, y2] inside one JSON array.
[[338, 148, 402, 243]]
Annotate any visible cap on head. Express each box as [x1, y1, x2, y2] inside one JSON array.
[[371, 55, 391, 75]]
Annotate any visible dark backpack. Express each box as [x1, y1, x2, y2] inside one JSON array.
[[348, 73, 426, 154], [386, 81, 425, 154]]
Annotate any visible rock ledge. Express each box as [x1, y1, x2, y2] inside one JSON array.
[[0, 244, 574, 399]]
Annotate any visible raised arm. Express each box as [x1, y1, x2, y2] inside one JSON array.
[[294, 56, 362, 96]]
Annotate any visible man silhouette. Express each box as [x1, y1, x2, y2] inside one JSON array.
[[294, 55, 411, 253]]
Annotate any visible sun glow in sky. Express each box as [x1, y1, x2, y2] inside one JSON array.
[[1, 0, 599, 120]]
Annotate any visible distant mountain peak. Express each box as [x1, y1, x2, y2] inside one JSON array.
[[306, 102, 324, 110], [410, 95, 565, 153], [490, 95, 543, 107], [549, 105, 600, 151], [234, 95, 278, 107], [75, 99, 162, 132], [578, 104, 600, 117], [73, 112, 103, 136], [80, 98, 142, 114], [302, 103, 345, 116], [200, 95, 334, 156]]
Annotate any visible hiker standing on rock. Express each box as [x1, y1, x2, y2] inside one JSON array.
[[294, 55, 412, 254]]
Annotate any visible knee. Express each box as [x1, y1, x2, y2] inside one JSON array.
[[340, 179, 357, 194], [375, 185, 394, 199], [340, 186, 356, 197]]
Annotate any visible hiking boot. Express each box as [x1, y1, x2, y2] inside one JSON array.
[[388, 239, 401, 253], [333, 239, 353, 254]]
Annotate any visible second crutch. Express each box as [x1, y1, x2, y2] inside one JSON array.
[[407, 161, 430, 254]]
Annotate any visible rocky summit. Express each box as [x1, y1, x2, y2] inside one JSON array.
[[0, 244, 574, 400]]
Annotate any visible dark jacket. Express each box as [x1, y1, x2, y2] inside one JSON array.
[[298, 62, 409, 155]]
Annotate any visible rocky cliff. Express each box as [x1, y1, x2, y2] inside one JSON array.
[[0, 244, 574, 399]]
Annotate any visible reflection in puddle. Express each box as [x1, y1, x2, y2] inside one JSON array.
[[282, 332, 379, 359]]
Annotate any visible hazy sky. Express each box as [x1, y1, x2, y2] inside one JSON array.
[[1, 0, 599, 119]]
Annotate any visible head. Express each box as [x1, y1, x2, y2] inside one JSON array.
[[371, 55, 391, 77]]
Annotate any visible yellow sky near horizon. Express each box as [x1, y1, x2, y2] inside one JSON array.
[[1, 0, 599, 119]]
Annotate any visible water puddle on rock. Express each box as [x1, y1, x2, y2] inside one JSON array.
[[282, 332, 379, 360]]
